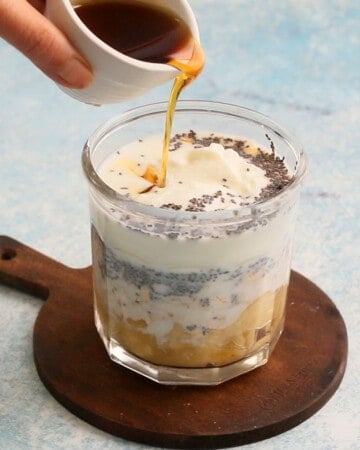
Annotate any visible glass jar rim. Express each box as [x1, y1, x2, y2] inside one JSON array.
[[82, 100, 307, 226]]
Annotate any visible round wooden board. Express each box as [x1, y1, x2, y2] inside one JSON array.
[[0, 236, 348, 448]]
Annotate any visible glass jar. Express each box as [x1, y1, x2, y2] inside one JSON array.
[[82, 101, 307, 385]]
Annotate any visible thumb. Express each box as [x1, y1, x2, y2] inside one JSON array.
[[0, 0, 93, 88]]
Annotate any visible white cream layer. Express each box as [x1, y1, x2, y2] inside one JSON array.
[[98, 134, 270, 210]]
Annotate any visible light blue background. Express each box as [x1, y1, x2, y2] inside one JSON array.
[[0, 1, 359, 449]]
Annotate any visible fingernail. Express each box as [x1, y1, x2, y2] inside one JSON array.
[[58, 57, 93, 89]]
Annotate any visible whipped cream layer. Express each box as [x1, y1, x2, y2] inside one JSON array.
[[98, 131, 291, 211]]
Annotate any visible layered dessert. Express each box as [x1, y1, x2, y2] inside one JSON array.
[[90, 130, 296, 368]]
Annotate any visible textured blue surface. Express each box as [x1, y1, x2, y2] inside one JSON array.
[[0, 0, 359, 448]]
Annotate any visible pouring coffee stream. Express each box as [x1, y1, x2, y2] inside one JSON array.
[[73, 1, 205, 188], [158, 39, 205, 187]]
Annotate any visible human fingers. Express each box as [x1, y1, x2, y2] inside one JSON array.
[[0, 0, 93, 88]]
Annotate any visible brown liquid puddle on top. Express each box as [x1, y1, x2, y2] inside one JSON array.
[[74, 1, 205, 188]]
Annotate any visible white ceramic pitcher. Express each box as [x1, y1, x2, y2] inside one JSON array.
[[46, 0, 201, 105]]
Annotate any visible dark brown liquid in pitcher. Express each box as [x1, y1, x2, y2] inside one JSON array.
[[75, 1, 205, 187], [75, 1, 192, 63]]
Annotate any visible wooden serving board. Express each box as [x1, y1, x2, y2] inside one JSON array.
[[0, 236, 348, 449]]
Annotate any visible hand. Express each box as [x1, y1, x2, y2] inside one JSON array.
[[0, 0, 93, 88]]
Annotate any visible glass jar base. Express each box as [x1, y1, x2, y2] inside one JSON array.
[[95, 310, 272, 385]]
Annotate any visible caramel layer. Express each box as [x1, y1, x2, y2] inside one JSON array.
[[94, 285, 287, 368]]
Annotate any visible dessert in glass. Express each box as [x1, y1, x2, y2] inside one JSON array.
[[82, 101, 307, 385]]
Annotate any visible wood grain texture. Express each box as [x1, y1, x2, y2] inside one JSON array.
[[0, 236, 348, 448]]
